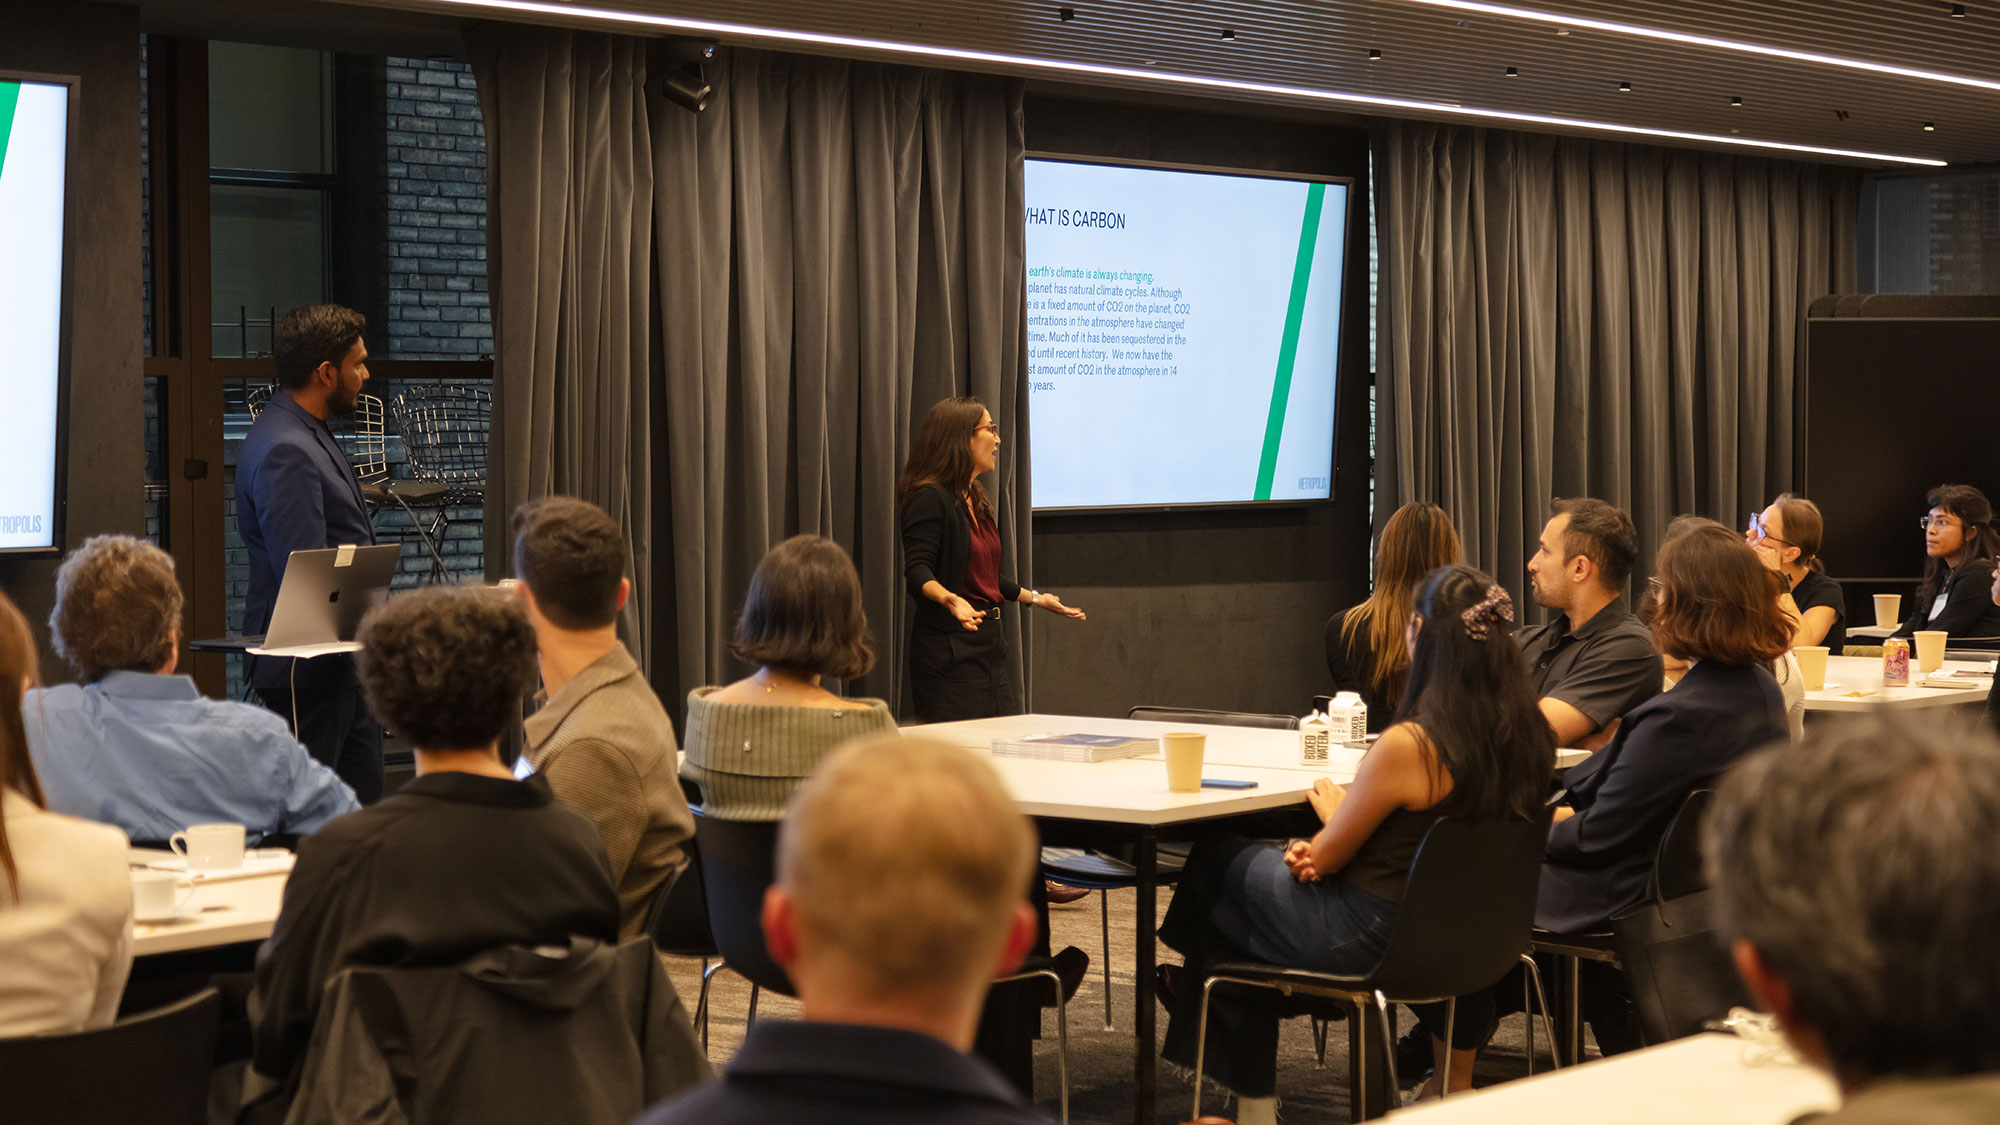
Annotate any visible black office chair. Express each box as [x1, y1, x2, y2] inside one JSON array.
[[1609, 789, 1748, 1044], [695, 810, 1076, 1121], [1531, 788, 1732, 1061], [0, 987, 222, 1125], [644, 848, 725, 1048], [1190, 815, 1559, 1120]]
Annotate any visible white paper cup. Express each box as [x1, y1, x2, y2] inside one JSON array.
[[1161, 732, 1206, 793], [131, 870, 191, 922], [1874, 593, 1902, 630], [1794, 646, 1829, 692], [170, 823, 246, 872], [1914, 630, 1948, 674]]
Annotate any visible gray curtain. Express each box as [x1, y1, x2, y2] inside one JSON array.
[[476, 32, 1029, 714], [1374, 121, 1860, 601], [474, 28, 658, 668], [654, 51, 1028, 714]]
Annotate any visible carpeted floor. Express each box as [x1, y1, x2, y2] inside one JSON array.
[[661, 882, 1591, 1123]]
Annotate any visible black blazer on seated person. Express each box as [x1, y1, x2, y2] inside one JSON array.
[[899, 482, 1021, 632], [1536, 659, 1788, 934]]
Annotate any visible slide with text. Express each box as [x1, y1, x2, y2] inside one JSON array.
[[1025, 159, 1348, 510], [0, 80, 68, 551]]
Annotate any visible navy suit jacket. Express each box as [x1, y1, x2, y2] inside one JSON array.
[[236, 393, 376, 689], [1536, 659, 1788, 933]]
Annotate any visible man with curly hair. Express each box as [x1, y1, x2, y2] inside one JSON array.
[[25, 535, 357, 845], [245, 587, 619, 1102]]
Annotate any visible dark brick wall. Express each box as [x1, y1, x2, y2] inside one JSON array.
[[382, 58, 490, 357]]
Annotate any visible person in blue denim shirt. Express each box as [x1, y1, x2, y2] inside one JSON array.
[[23, 535, 357, 846]]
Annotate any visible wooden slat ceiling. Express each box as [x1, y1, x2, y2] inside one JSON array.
[[347, 0, 2000, 167]]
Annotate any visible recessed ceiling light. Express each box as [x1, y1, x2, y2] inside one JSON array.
[[1730, 95, 1744, 107], [1504, 65, 1519, 77], [1924, 121, 1938, 131], [1367, 48, 1383, 60], [1057, 6, 1074, 22], [1617, 81, 1631, 92], [1951, 3, 1967, 16], [1555, 27, 1570, 35], [1221, 27, 1236, 40], [1397, 0, 2000, 94], [411, 0, 1949, 166]]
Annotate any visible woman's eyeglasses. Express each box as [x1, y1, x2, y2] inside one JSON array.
[[1920, 515, 1960, 531], [1746, 512, 1792, 547]]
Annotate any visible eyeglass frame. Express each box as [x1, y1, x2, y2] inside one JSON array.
[[1746, 511, 1794, 548], [1920, 514, 1963, 531]]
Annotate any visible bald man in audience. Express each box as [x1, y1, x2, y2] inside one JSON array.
[[634, 734, 1049, 1125], [1518, 497, 1663, 748], [1708, 712, 2000, 1123]]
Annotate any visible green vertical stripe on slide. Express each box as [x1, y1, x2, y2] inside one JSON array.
[[1253, 181, 1326, 501], [0, 83, 20, 188]]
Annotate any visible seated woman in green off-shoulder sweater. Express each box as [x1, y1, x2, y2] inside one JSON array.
[[681, 535, 895, 820]]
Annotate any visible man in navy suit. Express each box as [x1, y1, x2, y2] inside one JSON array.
[[237, 304, 384, 803]]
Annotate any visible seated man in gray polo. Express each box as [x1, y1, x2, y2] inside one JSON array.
[[1708, 712, 2000, 1124], [1517, 497, 1663, 747]]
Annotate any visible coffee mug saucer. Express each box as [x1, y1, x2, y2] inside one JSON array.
[[134, 907, 195, 926]]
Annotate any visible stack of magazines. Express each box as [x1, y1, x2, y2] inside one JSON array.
[[990, 732, 1158, 762]]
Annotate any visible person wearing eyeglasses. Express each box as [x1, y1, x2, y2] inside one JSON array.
[[1890, 484, 2000, 650], [1745, 494, 1846, 653], [897, 397, 1085, 723]]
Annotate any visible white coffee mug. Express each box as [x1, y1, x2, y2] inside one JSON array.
[[131, 870, 192, 922], [169, 823, 246, 872]]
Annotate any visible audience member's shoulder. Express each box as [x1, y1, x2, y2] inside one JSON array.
[[23, 682, 87, 711], [5, 796, 131, 904]]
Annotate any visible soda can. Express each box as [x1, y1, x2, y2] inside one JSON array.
[[1883, 637, 1911, 687]]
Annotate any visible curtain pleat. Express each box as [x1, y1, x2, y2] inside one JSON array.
[[475, 29, 656, 668], [1375, 122, 1860, 603]]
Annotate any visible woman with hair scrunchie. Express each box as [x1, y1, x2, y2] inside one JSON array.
[[1154, 565, 1553, 1125]]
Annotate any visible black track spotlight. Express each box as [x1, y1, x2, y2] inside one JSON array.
[[1367, 48, 1382, 60], [1617, 80, 1631, 92], [1729, 94, 1744, 107], [661, 65, 712, 113], [1951, 3, 1967, 17]]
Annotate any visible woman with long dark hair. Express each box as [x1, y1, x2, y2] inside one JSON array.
[[0, 591, 133, 1035], [1414, 521, 1792, 1092], [1156, 565, 1553, 1124], [1891, 483, 2000, 648], [1325, 501, 1463, 724], [897, 397, 1084, 722]]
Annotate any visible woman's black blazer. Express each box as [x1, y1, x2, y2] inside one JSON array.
[[900, 482, 1020, 632]]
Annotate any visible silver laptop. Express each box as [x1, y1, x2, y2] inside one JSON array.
[[249, 545, 401, 657]]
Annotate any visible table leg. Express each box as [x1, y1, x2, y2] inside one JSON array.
[[1133, 830, 1157, 1125]]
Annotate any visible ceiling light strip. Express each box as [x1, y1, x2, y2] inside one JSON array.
[[1400, 0, 2000, 96], [415, 0, 1947, 166]]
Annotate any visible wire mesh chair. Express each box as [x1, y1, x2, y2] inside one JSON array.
[[387, 384, 490, 585], [245, 384, 389, 491]]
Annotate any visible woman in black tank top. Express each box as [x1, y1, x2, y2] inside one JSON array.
[[1156, 566, 1555, 1119]]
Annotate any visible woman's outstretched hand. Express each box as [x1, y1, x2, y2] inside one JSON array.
[[1036, 592, 1087, 620]]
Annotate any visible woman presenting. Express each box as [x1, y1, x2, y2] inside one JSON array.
[[897, 397, 1084, 723]]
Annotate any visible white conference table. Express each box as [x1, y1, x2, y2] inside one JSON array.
[[130, 849, 291, 958], [1805, 654, 1993, 713], [905, 713, 1587, 1125], [1390, 1032, 1838, 1123]]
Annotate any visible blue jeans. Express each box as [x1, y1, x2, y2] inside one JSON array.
[[1159, 837, 1396, 1097]]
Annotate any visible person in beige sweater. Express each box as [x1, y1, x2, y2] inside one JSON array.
[[681, 535, 895, 820], [514, 497, 694, 938]]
